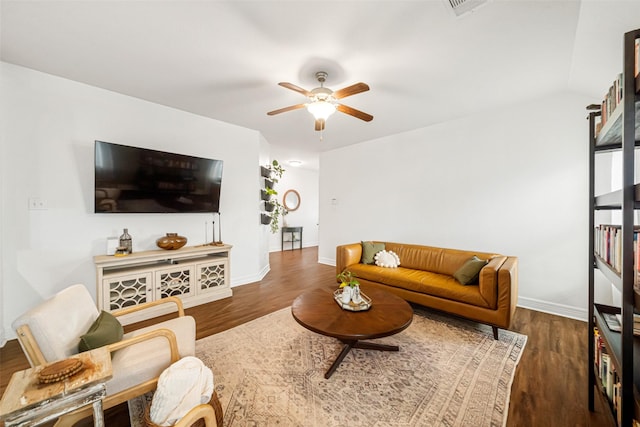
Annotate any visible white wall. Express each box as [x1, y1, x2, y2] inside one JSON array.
[[257, 135, 273, 276], [0, 62, 270, 341], [319, 91, 594, 320], [267, 165, 319, 251], [265, 146, 320, 252]]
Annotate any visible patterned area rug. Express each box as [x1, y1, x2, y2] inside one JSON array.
[[131, 306, 526, 426]]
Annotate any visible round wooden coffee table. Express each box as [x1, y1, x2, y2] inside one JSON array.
[[291, 286, 413, 379]]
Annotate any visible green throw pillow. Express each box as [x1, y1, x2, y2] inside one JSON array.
[[453, 256, 488, 285], [361, 241, 385, 264], [78, 310, 124, 352]]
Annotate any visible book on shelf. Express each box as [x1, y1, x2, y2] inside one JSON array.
[[614, 313, 640, 336], [614, 312, 640, 324], [596, 36, 639, 135], [594, 224, 640, 284], [602, 311, 640, 336], [636, 38, 639, 78], [602, 312, 621, 332], [598, 73, 623, 131], [593, 327, 622, 419]]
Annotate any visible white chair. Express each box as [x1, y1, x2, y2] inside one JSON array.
[[12, 284, 196, 426], [175, 404, 220, 427]]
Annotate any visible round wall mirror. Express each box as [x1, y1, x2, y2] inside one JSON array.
[[283, 189, 301, 212]]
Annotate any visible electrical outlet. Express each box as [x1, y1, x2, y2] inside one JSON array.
[[28, 197, 47, 210]]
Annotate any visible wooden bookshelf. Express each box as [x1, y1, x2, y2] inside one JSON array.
[[595, 102, 640, 147], [588, 28, 640, 427], [593, 304, 640, 420]]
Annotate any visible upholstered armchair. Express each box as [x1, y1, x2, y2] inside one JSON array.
[[12, 284, 196, 426]]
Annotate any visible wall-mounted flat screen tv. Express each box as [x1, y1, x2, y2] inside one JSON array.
[[95, 140, 223, 213]]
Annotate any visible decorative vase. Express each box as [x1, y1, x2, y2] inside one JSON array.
[[156, 233, 187, 250], [119, 228, 133, 254], [341, 286, 352, 304], [351, 285, 362, 304]]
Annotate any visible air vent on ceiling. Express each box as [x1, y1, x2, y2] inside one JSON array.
[[445, 0, 487, 16]]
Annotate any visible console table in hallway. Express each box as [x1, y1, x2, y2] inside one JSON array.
[[281, 226, 303, 251]]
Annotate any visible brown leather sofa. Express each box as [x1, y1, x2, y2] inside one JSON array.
[[336, 242, 518, 339]]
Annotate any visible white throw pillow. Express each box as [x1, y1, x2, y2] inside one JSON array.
[[374, 250, 400, 268], [150, 356, 214, 426]]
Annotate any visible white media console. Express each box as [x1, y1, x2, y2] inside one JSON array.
[[94, 244, 232, 324]]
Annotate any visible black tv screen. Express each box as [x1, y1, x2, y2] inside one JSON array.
[[94, 141, 223, 213]]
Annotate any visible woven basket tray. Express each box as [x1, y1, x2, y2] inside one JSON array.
[[38, 358, 84, 384], [143, 391, 223, 427]]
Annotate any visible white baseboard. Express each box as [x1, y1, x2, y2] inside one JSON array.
[[269, 242, 318, 253], [256, 264, 270, 281], [230, 265, 270, 288], [517, 296, 587, 322], [318, 257, 335, 266]]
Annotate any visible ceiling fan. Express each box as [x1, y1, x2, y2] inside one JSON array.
[[267, 71, 373, 132]]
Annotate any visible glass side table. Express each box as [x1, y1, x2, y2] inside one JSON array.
[[0, 347, 112, 427]]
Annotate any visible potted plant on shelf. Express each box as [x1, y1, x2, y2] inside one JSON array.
[[262, 160, 287, 233], [265, 197, 287, 233], [267, 160, 285, 183]]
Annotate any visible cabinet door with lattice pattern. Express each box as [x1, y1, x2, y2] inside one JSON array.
[[196, 260, 228, 295], [104, 272, 154, 311], [154, 265, 196, 300]]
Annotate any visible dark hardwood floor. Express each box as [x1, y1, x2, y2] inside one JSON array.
[[0, 247, 614, 426]]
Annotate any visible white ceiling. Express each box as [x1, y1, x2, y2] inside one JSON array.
[[2, 1, 640, 170]]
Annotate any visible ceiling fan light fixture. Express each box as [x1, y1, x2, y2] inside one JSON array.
[[267, 71, 372, 137], [306, 100, 336, 121]]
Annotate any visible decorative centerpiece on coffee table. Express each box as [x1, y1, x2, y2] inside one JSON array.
[[334, 271, 372, 311]]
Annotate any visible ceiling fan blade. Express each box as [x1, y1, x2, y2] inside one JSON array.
[[315, 119, 326, 131], [333, 82, 370, 99], [267, 104, 306, 116], [336, 104, 374, 122], [278, 82, 313, 97]]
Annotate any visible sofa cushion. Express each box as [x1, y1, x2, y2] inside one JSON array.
[[383, 242, 497, 275], [374, 250, 400, 268], [347, 264, 492, 308], [453, 256, 488, 285], [107, 315, 196, 396], [78, 310, 124, 352], [361, 241, 385, 264]]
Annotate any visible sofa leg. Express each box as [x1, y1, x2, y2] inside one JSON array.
[[492, 326, 499, 340]]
